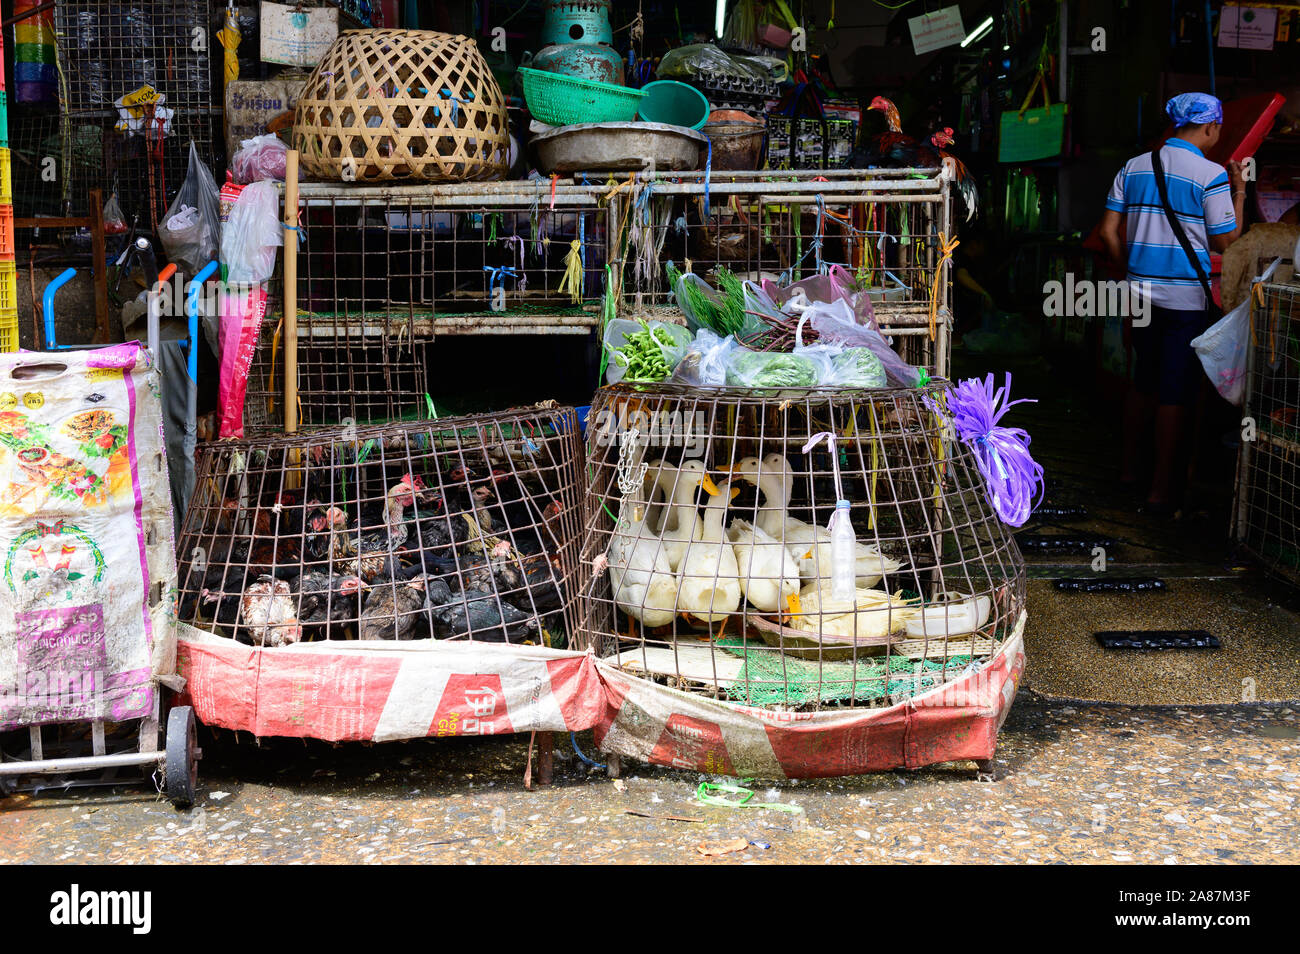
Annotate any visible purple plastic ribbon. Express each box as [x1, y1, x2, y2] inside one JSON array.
[[936, 373, 1044, 527]]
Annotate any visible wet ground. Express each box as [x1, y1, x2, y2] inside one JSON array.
[[1, 697, 1296, 864]]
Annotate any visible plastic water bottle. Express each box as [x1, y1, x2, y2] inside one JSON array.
[[830, 500, 855, 601]]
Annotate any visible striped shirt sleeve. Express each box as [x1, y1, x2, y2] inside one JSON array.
[[1203, 170, 1236, 235], [1105, 165, 1127, 212]]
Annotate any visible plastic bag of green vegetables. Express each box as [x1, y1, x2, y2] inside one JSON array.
[[604, 318, 693, 384], [825, 346, 886, 387], [724, 349, 822, 389], [666, 262, 768, 341]]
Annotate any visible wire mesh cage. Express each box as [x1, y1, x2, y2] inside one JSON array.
[[294, 181, 609, 320], [176, 405, 584, 646], [237, 181, 610, 432], [51, 0, 221, 222], [242, 325, 431, 433], [606, 167, 955, 374], [1235, 279, 1300, 587], [574, 382, 1026, 711]]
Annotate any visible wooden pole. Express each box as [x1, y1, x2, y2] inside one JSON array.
[[284, 150, 302, 490], [284, 150, 299, 435]]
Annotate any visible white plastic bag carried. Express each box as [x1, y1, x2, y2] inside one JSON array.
[[1190, 298, 1250, 406], [220, 179, 284, 284]]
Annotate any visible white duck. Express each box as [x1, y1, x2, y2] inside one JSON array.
[[904, 591, 992, 638], [607, 485, 679, 629], [728, 518, 801, 614], [732, 453, 903, 587], [653, 459, 717, 571], [787, 581, 918, 641], [676, 480, 742, 622]]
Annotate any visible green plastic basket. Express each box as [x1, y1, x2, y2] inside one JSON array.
[[518, 67, 647, 127]]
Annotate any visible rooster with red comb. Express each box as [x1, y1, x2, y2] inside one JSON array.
[[853, 97, 978, 221]]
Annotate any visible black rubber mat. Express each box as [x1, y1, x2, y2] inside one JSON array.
[[1094, 630, 1221, 650], [1055, 578, 1167, 593]]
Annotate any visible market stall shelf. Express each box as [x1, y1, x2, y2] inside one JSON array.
[[573, 381, 1027, 778], [603, 164, 958, 377], [243, 179, 609, 432]]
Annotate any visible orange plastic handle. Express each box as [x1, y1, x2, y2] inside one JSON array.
[[154, 263, 177, 296]]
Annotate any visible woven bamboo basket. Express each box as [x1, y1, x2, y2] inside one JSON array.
[[293, 30, 510, 182]]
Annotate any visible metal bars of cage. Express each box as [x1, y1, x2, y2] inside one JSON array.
[[244, 180, 613, 432], [574, 382, 1025, 712], [52, 0, 221, 221], [292, 179, 610, 328], [176, 405, 586, 646], [604, 164, 956, 378], [1234, 280, 1300, 587]]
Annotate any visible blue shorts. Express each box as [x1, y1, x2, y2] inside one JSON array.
[[1131, 304, 1208, 407]]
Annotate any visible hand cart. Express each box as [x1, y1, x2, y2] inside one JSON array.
[[0, 264, 213, 808]]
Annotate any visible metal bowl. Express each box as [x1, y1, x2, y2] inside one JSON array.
[[701, 120, 765, 170], [530, 121, 707, 175]]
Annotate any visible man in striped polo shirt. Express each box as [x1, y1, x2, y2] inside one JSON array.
[[1098, 93, 1246, 513]]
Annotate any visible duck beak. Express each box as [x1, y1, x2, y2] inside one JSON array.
[[701, 475, 720, 496], [729, 486, 740, 500]]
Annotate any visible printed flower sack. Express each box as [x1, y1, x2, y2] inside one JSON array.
[[0, 343, 178, 728]]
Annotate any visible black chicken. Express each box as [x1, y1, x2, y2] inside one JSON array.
[[423, 579, 540, 643], [359, 576, 428, 641], [295, 571, 366, 636]]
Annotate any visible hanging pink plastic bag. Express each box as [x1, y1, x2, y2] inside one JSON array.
[[217, 285, 268, 439], [232, 134, 289, 184]]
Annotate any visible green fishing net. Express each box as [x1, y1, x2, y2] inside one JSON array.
[[716, 637, 972, 708]]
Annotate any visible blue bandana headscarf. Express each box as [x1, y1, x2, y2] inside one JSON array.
[[1166, 92, 1223, 127]]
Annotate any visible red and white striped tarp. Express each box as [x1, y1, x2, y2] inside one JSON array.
[[176, 615, 1024, 777], [592, 615, 1026, 778], [175, 624, 603, 742]]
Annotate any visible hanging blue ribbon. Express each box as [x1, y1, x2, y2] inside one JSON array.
[[702, 139, 712, 219], [441, 87, 473, 124], [483, 265, 518, 299], [812, 193, 826, 274], [931, 373, 1044, 527]]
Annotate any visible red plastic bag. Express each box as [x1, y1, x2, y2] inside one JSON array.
[[217, 284, 267, 439]]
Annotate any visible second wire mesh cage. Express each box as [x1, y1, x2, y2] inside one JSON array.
[[575, 382, 1026, 712]]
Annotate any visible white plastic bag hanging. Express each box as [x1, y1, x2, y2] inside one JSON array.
[[220, 179, 283, 284]]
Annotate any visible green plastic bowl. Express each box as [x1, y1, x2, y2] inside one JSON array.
[[635, 80, 710, 130], [518, 67, 647, 126]]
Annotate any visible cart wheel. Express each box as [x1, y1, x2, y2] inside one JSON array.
[[164, 706, 199, 808]]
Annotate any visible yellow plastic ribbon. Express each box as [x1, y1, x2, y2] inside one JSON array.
[[929, 232, 959, 342], [557, 239, 584, 302]]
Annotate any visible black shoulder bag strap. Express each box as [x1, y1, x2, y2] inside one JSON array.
[[1149, 145, 1218, 313]]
